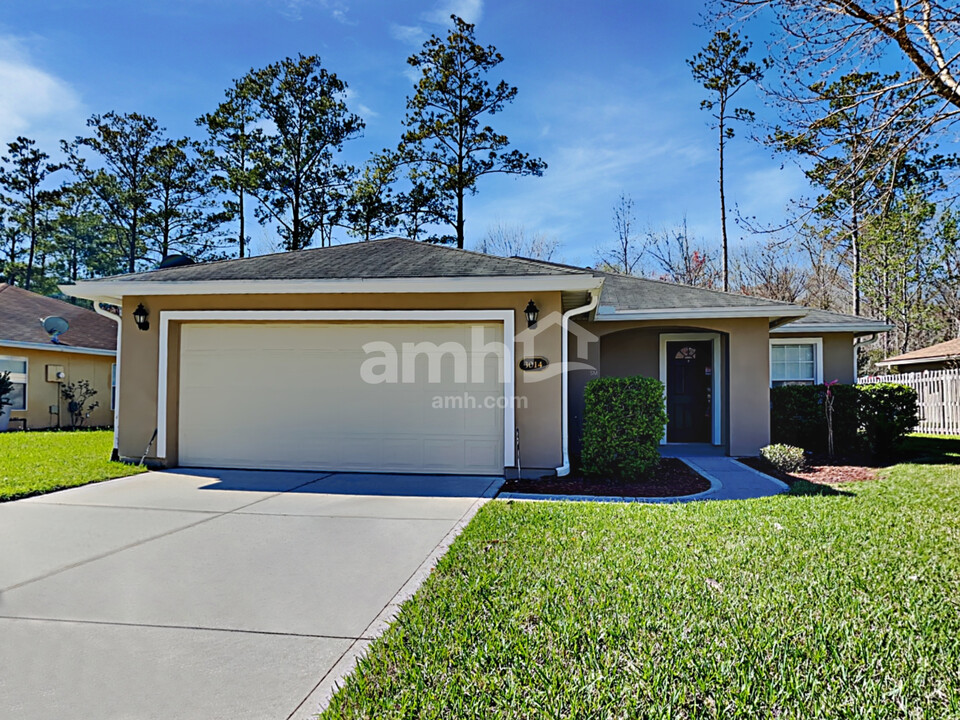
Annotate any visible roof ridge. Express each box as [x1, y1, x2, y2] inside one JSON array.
[[82, 236, 593, 282], [412, 240, 590, 275]]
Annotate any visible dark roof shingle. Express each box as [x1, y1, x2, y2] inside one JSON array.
[[593, 270, 798, 312], [773, 308, 893, 332], [93, 237, 591, 283], [0, 284, 117, 351]]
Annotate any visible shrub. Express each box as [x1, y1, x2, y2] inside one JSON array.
[[761, 444, 806, 473], [0, 371, 12, 411], [858, 383, 919, 459], [581, 376, 667, 480], [60, 379, 99, 428], [770, 382, 918, 459], [770, 384, 860, 453]]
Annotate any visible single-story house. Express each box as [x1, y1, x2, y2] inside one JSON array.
[[0, 284, 117, 429], [877, 337, 960, 373], [63, 238, 890, 475]]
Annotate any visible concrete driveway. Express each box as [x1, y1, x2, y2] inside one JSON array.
[[0, 469, 501, 720]]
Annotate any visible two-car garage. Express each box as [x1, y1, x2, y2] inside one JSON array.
[[174, 319, 508, 475]]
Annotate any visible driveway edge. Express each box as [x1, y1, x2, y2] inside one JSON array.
[[288, 476, 504, 719]]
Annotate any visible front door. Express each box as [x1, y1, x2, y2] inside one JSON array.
[[666, 340, 713, 443]]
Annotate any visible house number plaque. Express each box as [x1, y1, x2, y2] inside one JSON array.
[[519, 357, 549, 371]]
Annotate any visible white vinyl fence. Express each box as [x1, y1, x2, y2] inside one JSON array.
[[859, 369, 960, 436]]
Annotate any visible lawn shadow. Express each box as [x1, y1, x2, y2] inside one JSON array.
[[738, 457, 856, 498], [899, 435, 960, 465], [782, 477, 856, 498]]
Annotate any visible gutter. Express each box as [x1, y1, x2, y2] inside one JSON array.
[[556, 290, 600, 477], [92, 300, 122, 456], [596, 306, 808, 321], [772, 323, 895, 334], [853, 333, 881, 380], [60, 275, 601, 303], [0, 339, 115, 357]]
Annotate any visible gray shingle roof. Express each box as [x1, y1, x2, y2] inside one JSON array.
[[92, 237, 591, 283], [593, 270, 799, 312], [0, 284, 117, 351], [772, 308, 893, 333]]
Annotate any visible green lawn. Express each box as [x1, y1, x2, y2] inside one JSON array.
[[0, 430, 145, 502], [324, 436, 960, 719]]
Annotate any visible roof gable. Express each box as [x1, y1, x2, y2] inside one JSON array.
[[0, 284, 117, 351]]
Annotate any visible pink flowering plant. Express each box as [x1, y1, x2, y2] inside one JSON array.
[[824, 380, 839, 459]]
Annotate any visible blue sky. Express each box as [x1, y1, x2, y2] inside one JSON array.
[[0, 0, 808, 266]]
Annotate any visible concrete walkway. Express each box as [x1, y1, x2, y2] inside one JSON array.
[[0, 469, 502, 720], [678, 456, 790, 500], [499, 451, 789, 503]]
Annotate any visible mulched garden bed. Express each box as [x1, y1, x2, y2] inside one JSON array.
[[739, 455, 879, 486], [500, 458, 711, 498]]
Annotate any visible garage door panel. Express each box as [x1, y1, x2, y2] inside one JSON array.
[[178, 322, 504, 474]]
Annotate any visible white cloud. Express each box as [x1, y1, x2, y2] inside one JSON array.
[[342, 87, 378, 119], [0, 36, 86, 152], [390, 24, 427, 46], [422, 0, 483, 25], [278, 0, 352, 24], [390, 0, 483, 49]]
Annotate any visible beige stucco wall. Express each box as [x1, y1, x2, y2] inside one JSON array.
[[1, 345, 115, 429], [571, 317, 773, 457], [774, 331, 856, 384], [117, 291, 564, 470]]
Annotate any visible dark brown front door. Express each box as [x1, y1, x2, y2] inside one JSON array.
[[666, 340, 713, 443]]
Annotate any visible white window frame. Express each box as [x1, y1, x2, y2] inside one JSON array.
[[0, 354, 28, 411], [769, 337, 823, 387], [111, 363, 117, 411]]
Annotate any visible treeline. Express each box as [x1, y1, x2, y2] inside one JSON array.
[[599, 3, 960, 369], [0, 16, 543, 294]]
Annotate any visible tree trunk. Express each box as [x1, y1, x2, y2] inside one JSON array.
[[130, 206, 138, 274], [718, 120, 729, 293], [239, 186, 246, 258], [849, 191, 861, 316], [25, 195, 37, 291], [456, 188, 465, 249]]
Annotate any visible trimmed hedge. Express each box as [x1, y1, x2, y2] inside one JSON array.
[[858, 383, 919, 459], [771, 384, 860, 453], [771, 383, 918, 457], [581, 376, 667, 480]]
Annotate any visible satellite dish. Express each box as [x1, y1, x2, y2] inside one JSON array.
[[158, 254, 195, 269], [41, 316, 70, 345]]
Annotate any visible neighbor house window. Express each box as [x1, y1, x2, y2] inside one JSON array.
[[770, 339, 823, 387], [111, 363, 117, 410], [0, 356, 27, 410]]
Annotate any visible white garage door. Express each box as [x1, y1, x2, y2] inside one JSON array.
[[177, 322, 505, 474]]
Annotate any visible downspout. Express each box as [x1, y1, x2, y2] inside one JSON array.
[[93, 299, 121, 458], [556, 291, 600, 477], [853, 333, 880, 381]]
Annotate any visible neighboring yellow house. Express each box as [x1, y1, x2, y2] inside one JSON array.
[[0, 284, 117, 430]]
